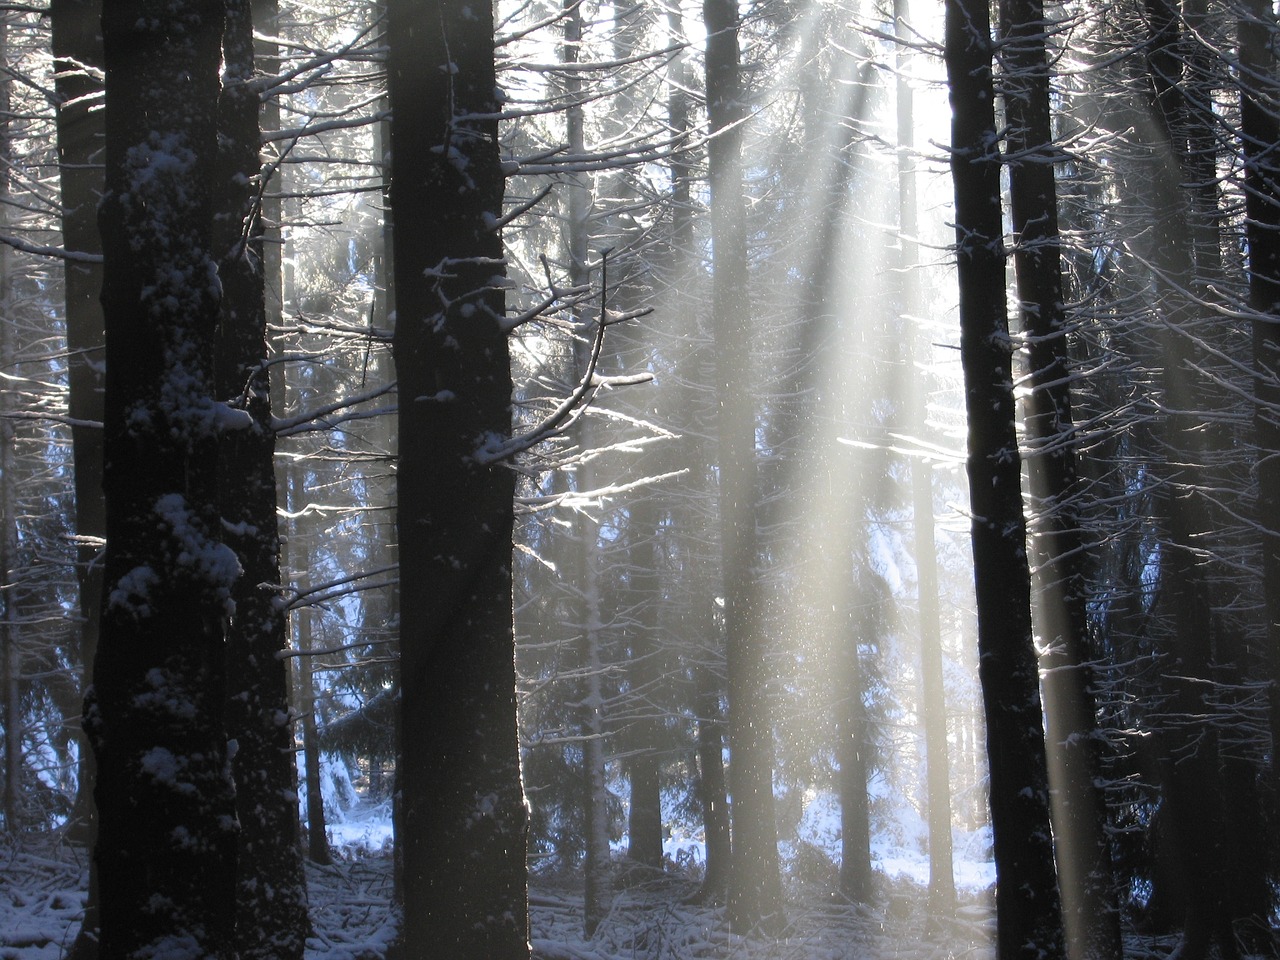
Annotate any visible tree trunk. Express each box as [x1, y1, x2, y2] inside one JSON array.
[[51, 0, 105, 859], [997, 0, 1121, 955], [287, 464, 331, 867], [1241, 0, 1280, 826], [944, 0, 1066, 955], [704, 0, 784, 934], [693, 656, 731, 901], [387, 0, 529, 947], [214, 1, 309, 952], [836, 578, 872, 902], [625, 494, 665, 874], [90, 0, 238, 952], [894, 0, 955, 917]]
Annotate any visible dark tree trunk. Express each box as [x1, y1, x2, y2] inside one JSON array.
[[51, 0, 105, 858], [51, 3, 104, 951], [1139, 6, 1255, 953], [997, 0, 1122, 956], [90, 0, 237, 953], [387, 0, 529, 949], [214, 1, 309, 954], [1241, 0, 1280, 823], [704, 0, 784, 934], [944, 0, 1065, 956]]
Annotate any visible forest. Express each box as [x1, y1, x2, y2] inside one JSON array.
[[0, 0, 1278, 954]]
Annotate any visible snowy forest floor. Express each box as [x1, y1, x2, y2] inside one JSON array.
[[1, 823, 1188, 960]]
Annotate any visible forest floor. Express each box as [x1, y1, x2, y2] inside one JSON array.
[[0, 815, 1185, 960]]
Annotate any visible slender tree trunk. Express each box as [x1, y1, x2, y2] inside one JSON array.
[[625, 495, 665, 873], [894, 0, 955, 917], [1141, 7, 1245, 953], [1242, 0, 1280, 819], [0, 31, 16, 835], [214, 1, 309, 952], [693, 655, 731, 900], [287, 463, 331, 866], [387, 0, 529, 948], [51, 5, 105, 949], [90, 0, 238, 952], [704, 0, 784, 934], [561, 3, 612, 931], [835, 585, 871, 902], [2, 614, 17, 831], [997, 0, 1121, 956], [51, 0, 105, 861], [944, 0, 1065, 955]]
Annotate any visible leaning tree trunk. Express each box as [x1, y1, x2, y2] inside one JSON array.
[[997, 0, 1122, 955], [387, 0, 529, 950], [90, 0, 238, 954], [214, 1, 309, 954], [944, 0, 1066, 956]]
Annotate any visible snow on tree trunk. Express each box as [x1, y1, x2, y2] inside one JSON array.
[[90, 0, 239, 954], [997, 0, 1122, 954], [944, 0, 1066, 955], [387, 0, 530, 948], [214, 0, 309, 954]]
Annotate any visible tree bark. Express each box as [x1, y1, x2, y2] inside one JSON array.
[[214, 0, 309, 952], [704, 0, 785, 934], [894, 0, 955, 917], [90, 0, 238, 953], [997, 0, 1122, 956], [51, 0, 105, 858], [387, 0, 529, 949], [944, 0, 1066, 955]]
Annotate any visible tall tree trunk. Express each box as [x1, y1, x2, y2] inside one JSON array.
[[1141, 6, 1248, 953], [51, 0, 105, 857], [894, 0, 955, 917], [704, 0, 784, 934], [944, 0, 1066, 955], [561, 2, 612, 931], [215, 1, 309, 953], [387, 0, 529, 948], [997, 0, 1121, 956], [287, 464, 331, 866], [835, 578, 872, 903], [90, 0, 238, 953], [693, 654, 731, 900], [0, 25, 16, 836], [1241, 0, 1280, 823], [624, 494, 665, 873], [51, 3, 105, 949]]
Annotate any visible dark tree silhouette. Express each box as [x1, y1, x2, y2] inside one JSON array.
[[944, 0, 1065, 954], [214, 0, 309, 953], [997, 0, 1121, 953], [387, 0, 530, 950], [89, 0, 238, 953]]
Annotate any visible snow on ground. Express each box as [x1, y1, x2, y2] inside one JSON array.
[[0, 834, 88, 959], [2, 802, 1000, 960]]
